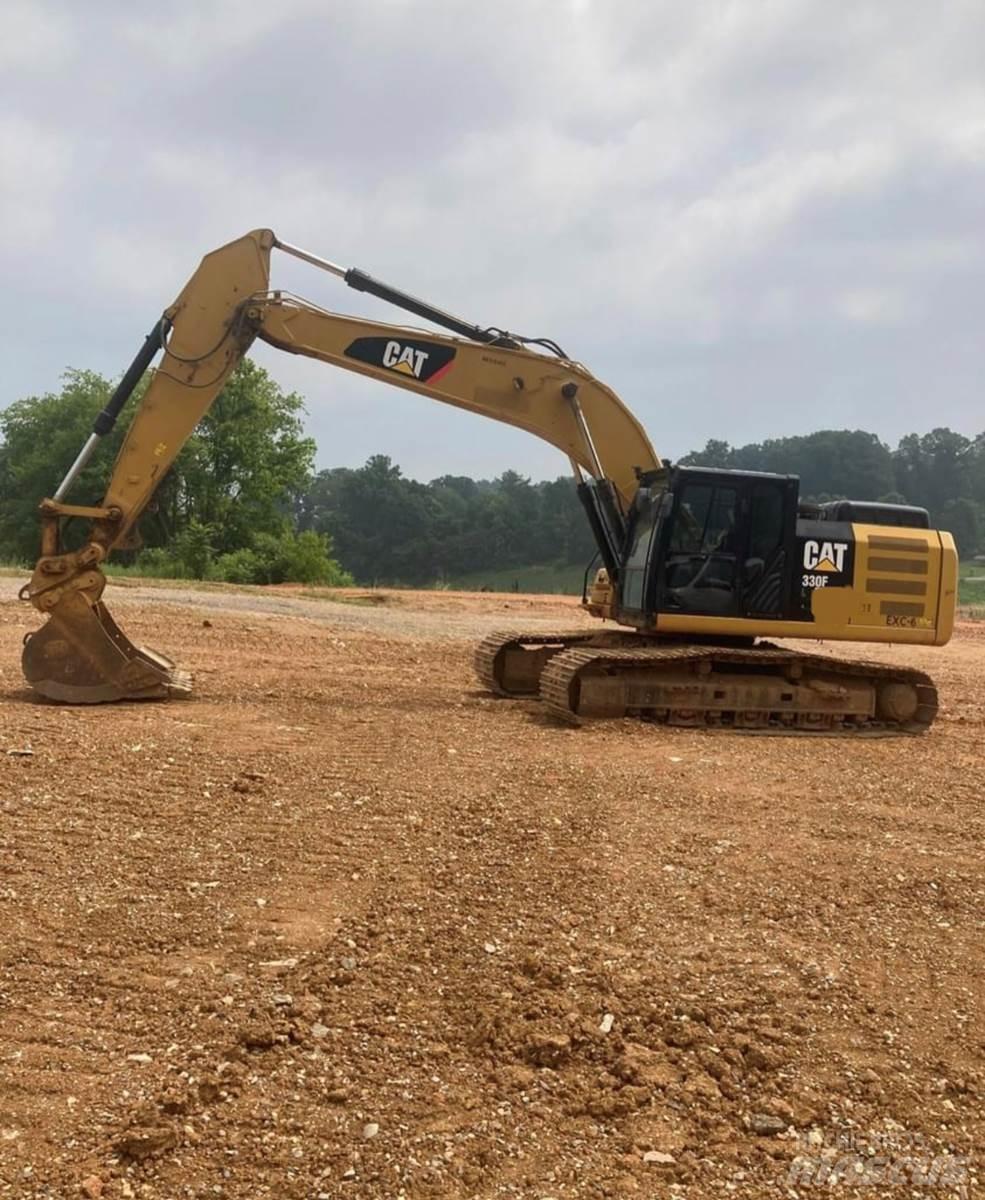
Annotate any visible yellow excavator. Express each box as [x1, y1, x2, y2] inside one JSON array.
[[21, 230, 957, 732]]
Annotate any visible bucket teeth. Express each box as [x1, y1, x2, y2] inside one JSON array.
[[22, 592, 192, 703]]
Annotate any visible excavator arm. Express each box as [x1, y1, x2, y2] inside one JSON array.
[[21, 228, 658, 702]]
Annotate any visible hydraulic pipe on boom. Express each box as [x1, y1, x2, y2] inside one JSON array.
[[53, 319, 170, 502], [274, 237, 515, 348]]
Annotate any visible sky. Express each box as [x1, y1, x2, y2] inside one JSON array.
[[2, 0, 983, 483]]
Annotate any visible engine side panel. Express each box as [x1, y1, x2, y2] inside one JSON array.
[[632, 523, 957, 646], [799, 523, 957, 645]]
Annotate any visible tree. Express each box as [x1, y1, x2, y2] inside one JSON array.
[[680, 439, 734, 468], [304, 456, 440, 585], [161, 359, 315, 554], [0, 369, 139, 562], [681, 429, 907, 503], [536, 477, 595, 564], [893, 428, 973, 521], [299, 457, 595, 585], [0, 360, 318, 566], [968, 435, 985, 507], [940, 498, 981, 557]]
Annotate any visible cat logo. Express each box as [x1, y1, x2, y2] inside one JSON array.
[[382, 340, 429, 378], [803, 540, 848, 573], [344, 336, 456, 384], [801, 536, 853, 592]]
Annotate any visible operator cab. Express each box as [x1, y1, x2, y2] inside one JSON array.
[[618, 466, 798, 622], [579, 464, 934, 626], [613, 466, 938, 626]]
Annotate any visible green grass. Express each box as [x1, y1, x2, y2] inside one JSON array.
[[104, 561, 192, 581], [958, 561, 985, 607]]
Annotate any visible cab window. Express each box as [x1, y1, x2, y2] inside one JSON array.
[[671, 485, 738, 555], [661, 483, 739, 615], [621, 492, 660, 610]]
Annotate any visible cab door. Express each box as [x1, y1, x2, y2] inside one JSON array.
[[658, 481, 741, 616], [740, 479, 795, 619], [654, 475, 796, 620], [617, 487, 664, 620]]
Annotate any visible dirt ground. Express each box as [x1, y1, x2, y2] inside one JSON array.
[[0, 581, 981, 1199]]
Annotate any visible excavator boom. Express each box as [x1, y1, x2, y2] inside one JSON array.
[[21, 229, 658, 702]]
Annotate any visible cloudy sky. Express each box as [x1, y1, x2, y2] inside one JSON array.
[[2, 0, 983, 483]]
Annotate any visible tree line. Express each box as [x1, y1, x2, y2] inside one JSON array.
[[296, 457, 595, 585], [0, 366, 982, 588], [298, 427, 985, 586], [680, 429, 985, 558]]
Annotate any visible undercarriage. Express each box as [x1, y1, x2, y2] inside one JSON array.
[[474, 630, 937, 734]]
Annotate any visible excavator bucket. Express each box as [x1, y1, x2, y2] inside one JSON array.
[[22, 592, 192, 703]]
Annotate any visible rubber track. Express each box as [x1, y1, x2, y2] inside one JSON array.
[[539, 644, 938, 735], [473, 629, 599, 696]]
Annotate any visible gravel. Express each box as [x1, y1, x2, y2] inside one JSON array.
[[0, 583, 981, 1198]]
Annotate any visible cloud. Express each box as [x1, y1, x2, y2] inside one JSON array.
[[836, 289, 912, 327], [119, 0, 326, 69], [1, 0, 983, 478], [0, 0, 73, 71], [0, 116, 71, 244]]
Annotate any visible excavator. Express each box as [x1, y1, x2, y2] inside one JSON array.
[[21, 229, 957, 733]]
